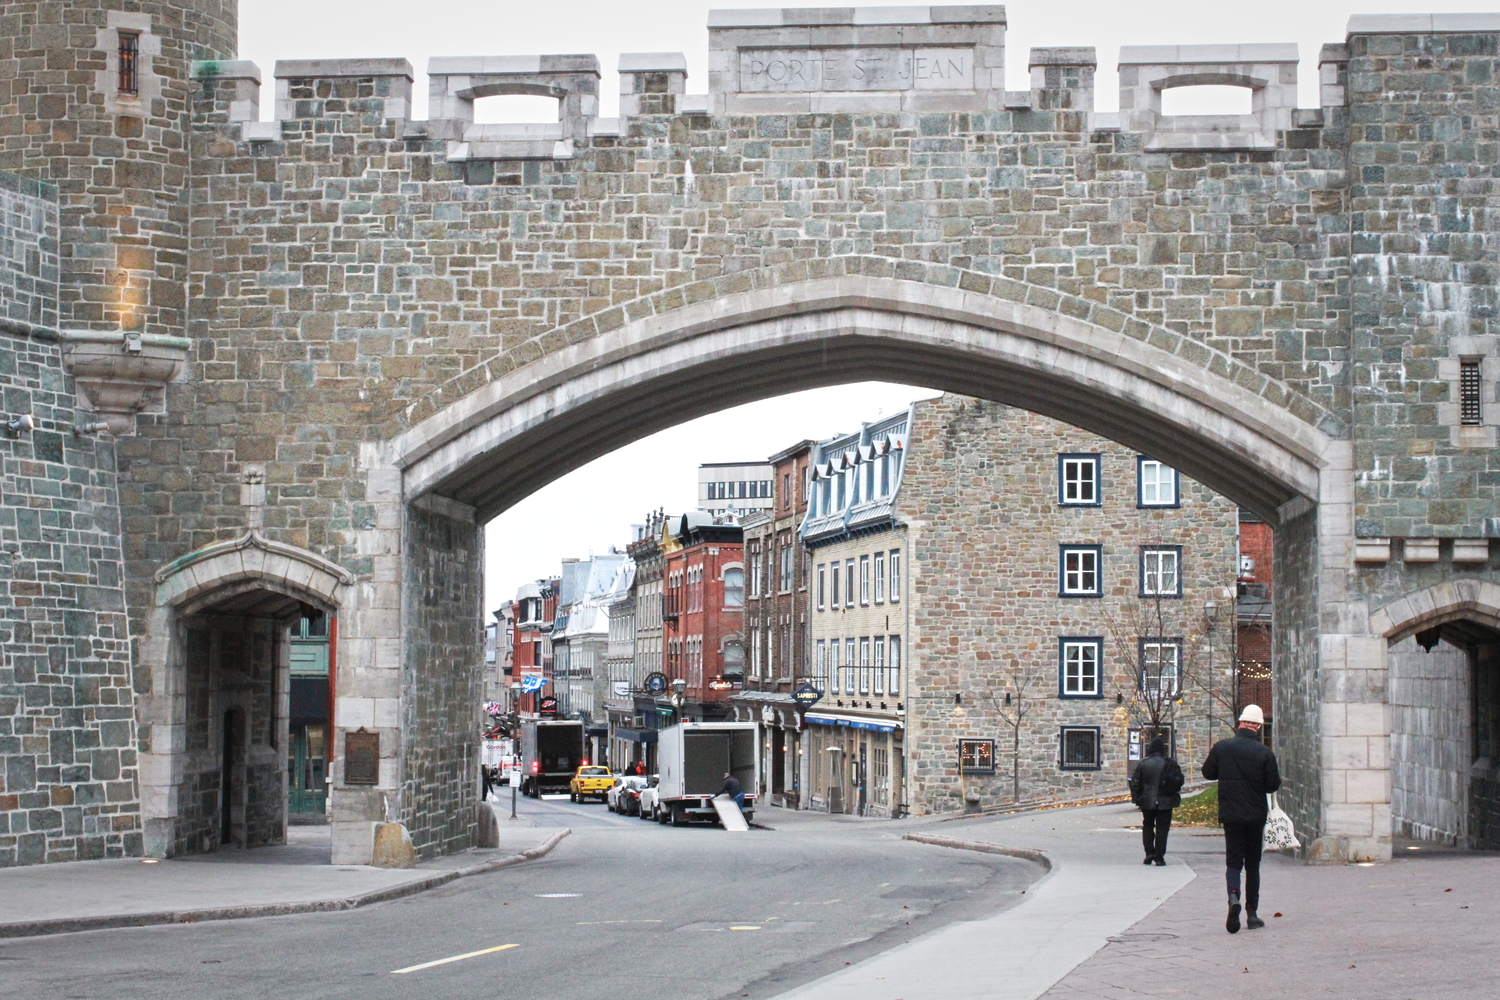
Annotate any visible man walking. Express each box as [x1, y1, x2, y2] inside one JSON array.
[[1202, 705, 1281, 934], [1130, 736, 1184, 866]]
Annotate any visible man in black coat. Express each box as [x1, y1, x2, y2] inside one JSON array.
[[1202, 704, 1281, 934], [1129, 736, 1184, 865]]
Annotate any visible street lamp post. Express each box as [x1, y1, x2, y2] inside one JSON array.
[[509, 681, 522, 820], [670, 677, 687, 723]]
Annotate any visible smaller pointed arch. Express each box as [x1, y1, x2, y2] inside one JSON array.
[[153, 529, 356, 613]]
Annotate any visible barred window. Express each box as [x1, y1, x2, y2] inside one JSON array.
[[1060, 727, 1101, 770], [1461, 359, 1483, 426], [118, 32, 140, 95]]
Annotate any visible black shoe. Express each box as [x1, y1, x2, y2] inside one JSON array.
[[1226, 895, 1242, 934], [1246, 911, 1264, 930], [1153, 858, 1167, 866], [1143, 856, 1154, 865]]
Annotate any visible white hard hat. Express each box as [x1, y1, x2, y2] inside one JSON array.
[[1239, 704, 1265, 725]]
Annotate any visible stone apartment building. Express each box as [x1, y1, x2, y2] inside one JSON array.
[[621, 511, 672, 772], [662, 513, 745, 722], [732, 441, 814, 808], [800, 395, 1240, 817]]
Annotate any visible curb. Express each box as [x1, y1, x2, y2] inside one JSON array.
[[903, 832, 1053, 871], [0, 828, 572, 940]]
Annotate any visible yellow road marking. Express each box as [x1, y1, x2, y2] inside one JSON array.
[[730, 925, 761, 930], [391, 943, 519, 974]]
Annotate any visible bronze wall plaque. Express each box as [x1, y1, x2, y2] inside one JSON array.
[[344, 729, 379, 785]]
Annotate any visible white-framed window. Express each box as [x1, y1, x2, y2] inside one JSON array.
[[1059, 545, 1103, 597], [829, 638, 841, 694], [750, 544, 762, 597], [816, 639, 827, 690], [1138, 458, 1179, 507], [780, 541, 793, 592], [889, 549, 902, 603], [1140, 547, 1181, 598], [844, 560, 855, 607], [1059, 637, 1103, 698], [888, 635, 901, 696], [1060, 727, 1102, 770], [765, 626, 774, 678], [752, 628, 763, 679], [859, 555, 870, 605], [859, 637, 871, 694], [1140, 639, 1182, 697], [830, 561, 841, 607], [723, 566, 744, 608], [845, 638, 856, 695], [817, 563, 826, 610], [873, 552, 886, 604], [873, 635, 885, 695], [1058, 453, 1101, 506]]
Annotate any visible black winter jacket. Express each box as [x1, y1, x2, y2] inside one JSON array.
[[1202, 728, 1281, 825], [1130, 753, 1184, 811]]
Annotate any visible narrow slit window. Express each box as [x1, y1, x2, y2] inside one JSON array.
[[118, 32, 140, 96], [1461, 359, 1483, 426]]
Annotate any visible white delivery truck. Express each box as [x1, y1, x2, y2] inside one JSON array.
[[655, 721, 758, 827]]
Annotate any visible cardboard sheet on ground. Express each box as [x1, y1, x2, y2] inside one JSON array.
[[712, 795, 749, 832]]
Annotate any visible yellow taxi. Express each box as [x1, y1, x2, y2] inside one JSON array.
[[568, 765, 615, 803]]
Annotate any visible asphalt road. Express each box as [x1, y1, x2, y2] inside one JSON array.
[[0, 797, 1043, 1000]]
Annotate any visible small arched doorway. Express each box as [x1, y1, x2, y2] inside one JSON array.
[[141, 532, 353, 857]]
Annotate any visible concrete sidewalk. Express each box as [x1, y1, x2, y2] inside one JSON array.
[[769, 801, 1198, 1000], [0, 818, 570, 939]]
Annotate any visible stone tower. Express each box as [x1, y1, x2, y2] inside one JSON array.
[[1, 0, 236, 339]]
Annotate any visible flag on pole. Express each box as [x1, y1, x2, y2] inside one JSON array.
[[520, 675, 549, 694]]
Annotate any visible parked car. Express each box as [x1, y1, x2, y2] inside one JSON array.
[[607, 775, 649, 815], [637, 775, 661, 820], [569, 765, 615, 803]]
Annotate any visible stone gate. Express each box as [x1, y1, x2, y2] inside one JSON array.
[[1, 3, 1498, 865]]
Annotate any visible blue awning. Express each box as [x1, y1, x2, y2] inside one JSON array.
[[804, 713, 901, 733], [613, 728, 659, 744]]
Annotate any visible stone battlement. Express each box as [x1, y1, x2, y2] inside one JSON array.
[[190, 8, 1500, 162]]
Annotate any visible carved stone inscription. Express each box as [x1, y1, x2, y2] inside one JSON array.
[[739, 47, 975, 92]]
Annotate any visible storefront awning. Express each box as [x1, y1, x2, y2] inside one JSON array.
[[613, 728, 659, 744], [803, 713, 902, 733]]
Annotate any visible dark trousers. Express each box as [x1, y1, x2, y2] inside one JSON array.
[[1141, 808, 1173, 860], [1223, 822, 1266, 912]]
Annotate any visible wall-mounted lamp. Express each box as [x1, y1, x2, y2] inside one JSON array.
[[1116, 692, 1124, 704], [5, 415, 34, 438]]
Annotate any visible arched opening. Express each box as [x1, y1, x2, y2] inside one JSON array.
[[408, 279, 1339, 835], [1160, 84, 1253, 117], [472, 94, 561, 124], [141, 533, 353, 858], [1383, 594, 1500, 850]]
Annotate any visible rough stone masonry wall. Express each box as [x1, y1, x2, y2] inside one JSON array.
[[401, 498, 483, 859], [900, 396, 1239, 816], [0, 173, 136, 867], [1388, 635, 1469, 844]]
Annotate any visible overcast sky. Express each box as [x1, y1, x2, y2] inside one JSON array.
[[236, 0, 1494, 609]]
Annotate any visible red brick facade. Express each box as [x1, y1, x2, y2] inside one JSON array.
[[662, 515, 744, 717]]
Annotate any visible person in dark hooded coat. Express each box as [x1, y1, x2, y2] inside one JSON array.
[[1129, 735, 1184, 865]]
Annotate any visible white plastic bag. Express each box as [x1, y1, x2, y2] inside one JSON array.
[[1263, 793, 1300, 850]]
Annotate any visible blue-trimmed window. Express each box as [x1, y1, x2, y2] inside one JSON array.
[[1139, 638, 1182, 697], [1137, 457, 1180, 508], [1060, 727, 1102, 770], [1139, 546, 1182, 598], [1058, 637, 1104, 698], [1058, 453, 1101, 506], [1059, 545, 1103, 597]]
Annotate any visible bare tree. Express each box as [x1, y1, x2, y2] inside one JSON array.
[[978, 656, 1041, 805]]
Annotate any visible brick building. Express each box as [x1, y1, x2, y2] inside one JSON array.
[[509, 579, 558, 716], [732, 441, 814, 809], [662, 513, 745, 722], [800, 395, 1240, 816]]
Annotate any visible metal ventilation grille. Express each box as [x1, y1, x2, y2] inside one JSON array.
[[1461, 360, 1483, 426]]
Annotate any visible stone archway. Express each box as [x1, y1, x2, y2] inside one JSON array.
[[138, 531, 354, 857], [1372, 582, 1500, 849]]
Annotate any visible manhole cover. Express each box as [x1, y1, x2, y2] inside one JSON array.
[[1107, 932, 1178, 943], [535, 893, 582, 898]]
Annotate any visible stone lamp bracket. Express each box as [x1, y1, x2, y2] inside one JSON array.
[[60, 330, 191, 435]]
